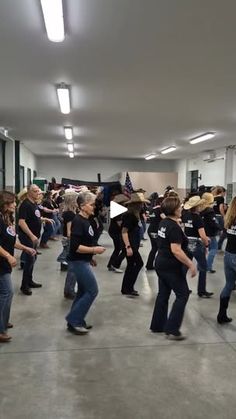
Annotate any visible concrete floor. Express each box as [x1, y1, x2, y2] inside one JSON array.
[[1, 232, 236, 419]]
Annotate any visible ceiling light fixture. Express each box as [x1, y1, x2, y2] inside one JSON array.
[[145, 154, 157, 160], [161, 146, 176, 154], [189, 132, 215, 145], [67, 143, 74, 152], [64, 126, 73, 140], [40, 0, 65, 42], [56, 83, 71, 114], [69, 152, 74, 158]]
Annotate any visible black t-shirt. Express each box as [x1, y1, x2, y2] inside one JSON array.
[[62, 211, 76, 237], [156, 218, 188, 270], [68, 214, 95, 262], [213, 196, 224, 215], [121, 212, 141, 250], [225, 224, 236, 254], [41, 200, 54, 219], [0, 217, 16, 274], [108, 214, 123, 237], [56, 196, 64, 206], [201, 207, 219, 237], [148, 206, 162, 234], [18, 199, 42, 240], [182, 211, 204, 238]]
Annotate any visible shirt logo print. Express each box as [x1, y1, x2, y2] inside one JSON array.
[[6, 226, 16, 237], [88, 226, 94, 236]]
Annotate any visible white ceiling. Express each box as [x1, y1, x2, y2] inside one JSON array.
[[0, 0, 236, 159]]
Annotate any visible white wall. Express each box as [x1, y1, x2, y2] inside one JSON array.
[[175, 148, 226, 190], [5, 138, 15, 190], [120, 171, 177, 196], [231, 148, 236, 182], [37, 157, 176, 183], [20, 144, 38, 186], [174, 159, 187, 189]]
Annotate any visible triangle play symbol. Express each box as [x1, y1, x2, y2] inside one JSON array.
[[110, 201, 128, 219]]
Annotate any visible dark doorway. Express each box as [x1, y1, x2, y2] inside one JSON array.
[[191, 170, 199, 192], [0, 139, 5, 189]]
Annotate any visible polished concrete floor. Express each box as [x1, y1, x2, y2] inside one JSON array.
[[1, 233, 236, 419]]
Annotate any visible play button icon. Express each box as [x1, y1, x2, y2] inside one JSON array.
[[110, 201, 128, 219]]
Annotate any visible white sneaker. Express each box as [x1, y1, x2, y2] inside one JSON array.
[[68, 324, 89, 335], [111, 266, 123, 273], [166, 333, 186, 341], [73, 326, 89, 334]]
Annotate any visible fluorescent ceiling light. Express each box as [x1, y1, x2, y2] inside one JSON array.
[[145, 154, 157, 160], [56, 84, 70, 114], [161, 146, 176, 154], [67, 143, 74, 152], [64, 126, 73, 140], [189, 132, 215, 144], [40, 0, 65, 42], [69, 152, 74, 158]]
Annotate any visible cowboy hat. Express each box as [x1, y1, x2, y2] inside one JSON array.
[[113, 194, 129, 204], [134, 188, 146, 193], [201, 192, 214, 206], [125, 192, 150, 205], [17, 187, 28, 201], [184, 195, 205, 210]]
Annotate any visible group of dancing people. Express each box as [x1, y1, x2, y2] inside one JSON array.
[[0, 183, 235, 342]]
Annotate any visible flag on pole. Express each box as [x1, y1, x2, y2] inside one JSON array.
[[124, 172, 134, 197]]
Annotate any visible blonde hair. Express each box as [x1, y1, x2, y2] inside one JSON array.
[[224, 197, 236, 229], [64, 193, 78, 213]]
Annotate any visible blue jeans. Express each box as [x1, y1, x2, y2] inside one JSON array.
[[207, 236, 218, 271], [57, 238, 69, 263], [220, 251, 236, 298], [66, 261, 98, 327], [40, 222, 54, 245], [0, 273, 14, 333], [52, 214, 61, 237], [192, 242, 207, 294], [64, 265, 76, 296], [150, 265, 190, 334]]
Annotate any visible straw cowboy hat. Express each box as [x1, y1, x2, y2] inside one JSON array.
[[17, 187, 28, 201], [184, 195, 205, 210], [134, 188, 146, 193], [201, 192, 214, 207], [125, 192, 150, 205], [113, 194, 129, 204]]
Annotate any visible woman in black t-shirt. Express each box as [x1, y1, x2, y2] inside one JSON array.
[[121, 193, 149, 297], [200, 193, 220, 273], [182, 196, 212, 298], [217, 197, 236, 324], [65, 192, 106, 335], [150, 197, 196, 340], [0, 191, 36, 342], [107, 194, 128, 273], [146, 196, 164, 270], [57, 193, 78, 298], [212, 186, 227, 250]]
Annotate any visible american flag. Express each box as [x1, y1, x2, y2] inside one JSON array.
[[123, 172, 134, 197]]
